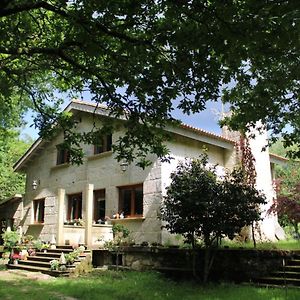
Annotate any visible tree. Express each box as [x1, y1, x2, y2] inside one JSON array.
[[0, 131, 31, 204], [161, 154, 266, 282], [268, 140, 300, 236], [268, 180, 300, 238], [0, 1, 299, 166]]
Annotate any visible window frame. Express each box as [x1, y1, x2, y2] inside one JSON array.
[[67, 193, 82, 221], [94, 134, 112, 155], [93, 189, 106, 223], [33, 198, 45, 224], [56, 144, 70, 165], [118, 184, 143, 218]]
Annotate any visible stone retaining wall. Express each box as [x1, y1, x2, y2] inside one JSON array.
[[95, 247, 293, 282]]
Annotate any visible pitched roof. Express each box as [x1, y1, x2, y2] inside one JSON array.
[[13, 99, 286, 171]]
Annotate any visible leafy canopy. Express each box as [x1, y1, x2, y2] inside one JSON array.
[[161, 154, 266, 248], [0, 1, 299, 166], [0, 131, 31, 203]]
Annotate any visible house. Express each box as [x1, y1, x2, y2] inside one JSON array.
[[0, 100, 286, 247]]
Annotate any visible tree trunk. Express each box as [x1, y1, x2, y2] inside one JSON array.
[[251, 223, 257, 248]]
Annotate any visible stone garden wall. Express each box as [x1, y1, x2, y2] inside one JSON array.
[[95, 247, 293, 282]]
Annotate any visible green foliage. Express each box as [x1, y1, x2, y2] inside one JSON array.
[[1, 230, 20, 251], [0, 1, 299, 166], [32, 240, 44, 251], [161, 154, 266, 281], [49, 259, 59, 271], [112, 224, 130, 239], [161, 154, 266, 248], [0, 131, 31, 203]]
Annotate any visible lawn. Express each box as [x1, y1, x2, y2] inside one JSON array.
[[0, 269, 299, 300], [222, 239, 300, 251]]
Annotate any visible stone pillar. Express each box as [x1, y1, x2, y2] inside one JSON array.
[[57, 188, 65, 245], [85, 183, 94, 247]]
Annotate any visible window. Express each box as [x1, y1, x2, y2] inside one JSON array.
[[56, 144, 70, 165], [119, 184, 143, 218], [67, 193, 82, 221], [94, 189, 106, 223], [33, 199, 45, 223], [94, 134, 112, 154]]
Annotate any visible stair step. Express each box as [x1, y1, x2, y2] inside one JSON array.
[[27, 256, 57, 262], [288, 259, 300, 265], [40, 249, 74, 254], [255, 276, 300, 286], [7, 263, 70, 277], [272, 271, 300, 279], [18, 260, 50, 267], [56, 245, 74, 250]]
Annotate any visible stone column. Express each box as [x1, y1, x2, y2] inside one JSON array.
[[85, 183, 94, 247], [57, 188, 65, 245]]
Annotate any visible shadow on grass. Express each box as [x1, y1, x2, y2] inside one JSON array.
[[0, 270, 299, 300]]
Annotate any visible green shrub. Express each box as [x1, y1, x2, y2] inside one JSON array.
[[1, 230, 20, 251]]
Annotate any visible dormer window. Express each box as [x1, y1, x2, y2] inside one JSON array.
[[94, 134, 112, 154], [56, 144, 70, 165]]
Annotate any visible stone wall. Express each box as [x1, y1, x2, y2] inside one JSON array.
[[98, 247, 292, 282]]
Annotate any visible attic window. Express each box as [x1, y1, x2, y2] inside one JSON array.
[[56, 144, 70, 165], [94, 134, 112, 154]]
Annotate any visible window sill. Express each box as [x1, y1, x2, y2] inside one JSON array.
[[92, 223, 112, 227], [29, 223, 44, 226], [51, 163, 69, 171], [111, 217, 145, 223], [87, 151, 112, 161], [64, 224, 85, 228]]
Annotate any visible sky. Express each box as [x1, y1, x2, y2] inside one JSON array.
[[20, 99, 224, 141]]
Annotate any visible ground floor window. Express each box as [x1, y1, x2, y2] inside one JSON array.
[[67, 193, 82, 221], [118, 184, 143, 218], [94, 189, 106, 223], [33, 199, 45, 223]]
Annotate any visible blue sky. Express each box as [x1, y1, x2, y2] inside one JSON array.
[[20, 99, 224, 141]]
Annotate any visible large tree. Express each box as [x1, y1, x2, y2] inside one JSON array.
[[0, 131, 31, 204], [0, 1, 299, 166], [161, 155, 266, 282]]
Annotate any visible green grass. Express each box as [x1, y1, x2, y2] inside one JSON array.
[[222, 239, 300, 251], [0, 270, 300, 300]]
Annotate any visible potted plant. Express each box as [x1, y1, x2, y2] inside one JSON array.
[[65, 253, 75, 266], [41, 243, 50, 253], [49, 259, 59, 271], [11, 252, 21, 265], [32, 239, 43, 251], [2, 230, 21, 252]]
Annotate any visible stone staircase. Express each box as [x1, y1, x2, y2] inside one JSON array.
[[7, 245, 90, 277], [254, 253, 300, 288]]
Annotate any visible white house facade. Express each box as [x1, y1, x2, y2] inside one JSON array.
[[0, 100, 286, 247]]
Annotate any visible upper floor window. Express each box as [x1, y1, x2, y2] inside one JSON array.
[[33, 199, 45, 224], [119, 184, 143, 218], [56, 144, 70, 165], [67, 193, 82, 221], [94, 134, 112, 155], [94, 189, 106, 223]]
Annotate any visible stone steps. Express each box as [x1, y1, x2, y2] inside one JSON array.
[[7, 245, 90, 277], [254, 254, 300, 288]]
